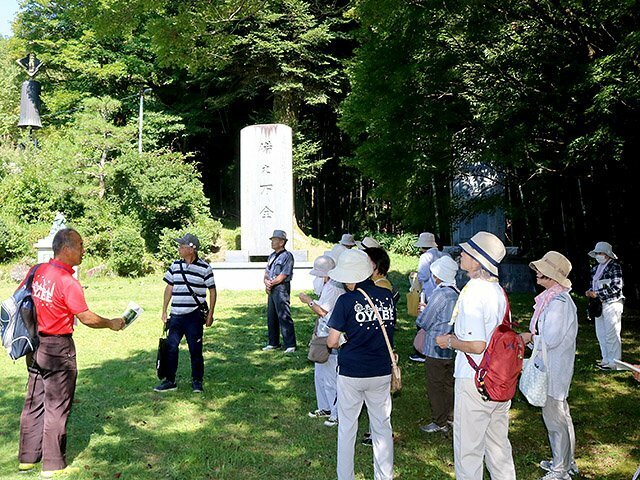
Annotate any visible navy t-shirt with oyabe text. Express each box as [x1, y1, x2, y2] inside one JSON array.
[[327, 279, 396, 378]]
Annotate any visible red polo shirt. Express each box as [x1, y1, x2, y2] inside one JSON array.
[[31, 259, 89, 335]]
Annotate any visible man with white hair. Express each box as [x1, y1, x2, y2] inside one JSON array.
[[585, 241, 624, 370], [435, 231, 516, 480]]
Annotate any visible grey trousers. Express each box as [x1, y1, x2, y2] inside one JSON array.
[[337, 374, 393, 480], [454, 378, 516, 480], [541, 396, 576, 475]]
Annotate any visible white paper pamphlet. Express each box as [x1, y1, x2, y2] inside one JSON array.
[[122, 301, 144, 329]]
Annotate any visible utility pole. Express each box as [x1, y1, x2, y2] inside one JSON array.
[[138, 87, 151, 154]]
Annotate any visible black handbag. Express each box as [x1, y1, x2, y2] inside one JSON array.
[[156, 323, 169, 380], [587, 297, 603, 320]]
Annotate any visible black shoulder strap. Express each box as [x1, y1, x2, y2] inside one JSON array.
[[179, 261, 206, 310], [267, 249, 286, 268]]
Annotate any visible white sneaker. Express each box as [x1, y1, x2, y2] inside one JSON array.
[[262, 345, 278, 351], [419, 422, 449, 433], [324, 417, 338, 427], [540, 460, 579, 476], [284, 347, 296, 353], [308, 409, 331, 418], [539, 471, 570, 480]]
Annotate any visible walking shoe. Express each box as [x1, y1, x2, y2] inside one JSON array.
[[597, 363, 614, 371], [153, 380, 177, 392], [540, 460, 579, 476], [409, 354, 426, 363], [40, 466, 80, 478], [324, 417, 338, 427], [538, 471, 571, 480], [192, 380, 203, 393], [361, 434, 372, 446], [308, 409, 331, 418], [18, 462, 37, 472], [419, 422, 449, 433], [262, 345, 278, 351], [284, 347, 296, 353]]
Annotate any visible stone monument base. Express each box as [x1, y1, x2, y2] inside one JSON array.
[[225, 250, 308, 262], [211, 261, 313, 291]]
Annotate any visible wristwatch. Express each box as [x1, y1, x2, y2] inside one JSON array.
[[308, 301, 315, 308]]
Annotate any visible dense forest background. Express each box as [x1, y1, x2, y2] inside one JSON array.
[[1, 0, 639, 301]]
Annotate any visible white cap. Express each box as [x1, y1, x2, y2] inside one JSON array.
[[415, 232, 438, 249], [355, 236, 382, 250], [430, 256, 458, 285]]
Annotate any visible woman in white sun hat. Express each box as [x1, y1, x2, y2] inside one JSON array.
[[585, 241, 624, 371], [326, 249, 396, 480], [521, 251, 579, 480], [416, 255, 460, 434], [299, 255, 345, 426], [435, 231, 516, 480]]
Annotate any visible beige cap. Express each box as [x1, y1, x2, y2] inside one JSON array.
[[415, 232, 438, 249], [460, 231, 505, 277], [529, 251, 572, 288]]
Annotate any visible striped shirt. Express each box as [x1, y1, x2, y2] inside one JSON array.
[[164, 258, 216, 315], [416, 283, 459, 359]]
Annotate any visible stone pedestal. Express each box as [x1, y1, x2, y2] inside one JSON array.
[[34, 237, 54, 264]]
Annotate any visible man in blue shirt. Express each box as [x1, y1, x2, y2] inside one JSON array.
[[327, 249, 396, 480], [263, 230, 296, 352]]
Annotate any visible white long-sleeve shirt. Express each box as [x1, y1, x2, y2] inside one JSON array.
[[533, 291, 578, 401]]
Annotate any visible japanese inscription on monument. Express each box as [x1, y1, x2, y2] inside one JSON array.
[[240, 124, 294, 256]]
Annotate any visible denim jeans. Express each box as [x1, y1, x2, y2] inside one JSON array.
[[267, 283, 296, 348], [166, 310, 204, 382]]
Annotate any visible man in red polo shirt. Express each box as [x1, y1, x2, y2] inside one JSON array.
[[18, 228, 125, 478]]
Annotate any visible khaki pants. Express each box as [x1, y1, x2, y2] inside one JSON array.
[[454, 378, 516, 480], [336, 374, 393, 480], [425, 356, 454, 426]]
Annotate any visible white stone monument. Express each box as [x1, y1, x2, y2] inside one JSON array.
[[34, 212, 67, 264], [240, 124, 294, 257]]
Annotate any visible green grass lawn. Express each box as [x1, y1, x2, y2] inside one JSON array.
[[0, 272, 638, 479]]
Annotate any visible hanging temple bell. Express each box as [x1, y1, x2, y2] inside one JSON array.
[[16, 53, 44, 129]]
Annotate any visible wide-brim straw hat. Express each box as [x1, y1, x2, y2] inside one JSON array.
[[355, 236, 382, 250], [328, 249, 373, 284], [588, 241, 617, 260], [309, 255, 336, 277], [339, 233, 356, 246], [529, 251, 572, 288], [459, 231, 506, 277], [415, 232, 438, 249], [430, 256, 458, 285]]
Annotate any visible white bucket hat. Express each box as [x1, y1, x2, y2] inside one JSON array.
[[459, 231, 505, 277], [355, 236, 382, 250], [588, 241, 617, 260], [328, 249, 374, 284], [415, 232, 438, 249], [529, 251, 572, 288], [327, 244, 347, 263], [430, 256, 459, 285], [309, 255, 336, 277], [339, 233, 356, 246]]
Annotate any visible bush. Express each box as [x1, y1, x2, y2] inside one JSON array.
[[156, 215, 222, 268], [358, 231, 419, 256], [109, 224, 147, 277], [0, 216, 28, 262]]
